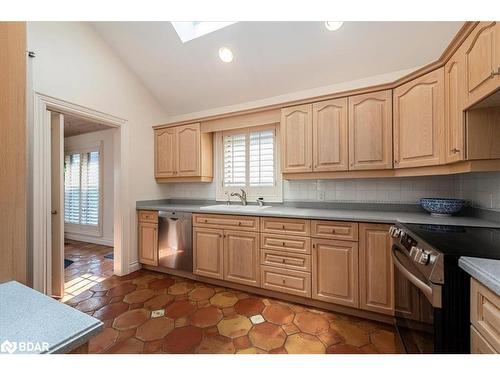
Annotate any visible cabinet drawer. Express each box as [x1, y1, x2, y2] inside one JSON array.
[[193, 214, 259, 232], [260, 217, 310, 236], [260, 249, 311, 272], [138, 210, 158, 223], [471, 325, 497, 354], [260, 233, 310, 254], [261, 266, 311, 298], [471, 278, 500, 352], [311, 220, 358, 241]]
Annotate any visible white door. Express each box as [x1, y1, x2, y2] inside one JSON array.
[[50, 111, 64, 298]]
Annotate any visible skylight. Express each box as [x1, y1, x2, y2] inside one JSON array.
[[171, 22, 236, 43]]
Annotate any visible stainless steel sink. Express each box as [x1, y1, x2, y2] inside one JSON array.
[[199, 204, 271, 212]]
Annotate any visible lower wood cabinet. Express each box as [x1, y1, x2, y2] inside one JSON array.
[[138, 222, 158, 266], [470, 278, 500, 353], [312, 238, 359, 308], [359, 223, 394, 315], [224, 230, 260, 287], [193, 227, 224, 279], [471, 326, 497, 354], [261, 265, 311, 298]]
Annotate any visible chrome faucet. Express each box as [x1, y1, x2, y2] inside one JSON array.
[[231, 189, 247, 206]]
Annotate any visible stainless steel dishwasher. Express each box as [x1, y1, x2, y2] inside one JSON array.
[[158, 211, 193, 272]]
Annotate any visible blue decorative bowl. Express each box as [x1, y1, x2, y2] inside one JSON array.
[[420, 198, 465, 216]]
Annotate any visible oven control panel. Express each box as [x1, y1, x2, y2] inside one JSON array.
[[400, 232, 417, 252]]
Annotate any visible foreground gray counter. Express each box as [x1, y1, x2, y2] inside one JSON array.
[[0, 281, 103, 354], [136, 200, 500, 228], [459, 257, 500, 295]]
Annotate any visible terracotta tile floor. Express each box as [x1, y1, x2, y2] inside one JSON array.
[[63, 247, 402, 354]]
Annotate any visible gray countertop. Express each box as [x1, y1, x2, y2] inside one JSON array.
[[136, 200, 500, 228], [0, 281, 103, 354], [459, 257, 500, 295]]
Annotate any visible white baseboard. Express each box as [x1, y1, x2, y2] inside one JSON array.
[[65, 233, 114, 247], [128, 261, 141, 273]]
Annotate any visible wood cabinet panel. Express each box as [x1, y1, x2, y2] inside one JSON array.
[[393, 68, 445, 168], [260, 249, 311, 272], [138, 222, 158, 266], [261, 266, 311, 298], [176, 124, 201, 176], [154, 128, 176, 178], [224, 230, 260, 287], [471, 325, 497, 354], [311, 220, 358, 241], [193, 214, 259, 232], [260, 217, 310, 236], [348, 90, 393, 170], [471, 278, 500, 352], [281, 104, 313, 173], [464, 21, 500, 106], [260, 233, 310, 254], [312, 239, 359, 307], [312, 98, 348, 171], [138, 210, 158, 223], [359, 223, 394, 315], [193, 227, 224, 280], [394, 268, 420, 321]]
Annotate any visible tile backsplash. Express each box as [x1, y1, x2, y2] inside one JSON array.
[[162, 172, 500, 212]]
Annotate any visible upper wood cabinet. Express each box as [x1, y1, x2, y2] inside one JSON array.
[[359, 223, 394, 316], [281, 104, 313, 173], [463, 21, 500, 107], [393, 68, 445, 169], [224, 230, 260, 287], [154, 123, 213, 182], [348, 90, 393, 170], [445, 44, 467, 163], [312, 98, 348, 172]]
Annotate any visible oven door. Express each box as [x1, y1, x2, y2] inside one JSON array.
[[392, 244, 442, 353]]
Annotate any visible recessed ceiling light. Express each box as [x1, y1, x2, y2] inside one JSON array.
[[325, 21, 344, 31], [219, 47, 234, 63]]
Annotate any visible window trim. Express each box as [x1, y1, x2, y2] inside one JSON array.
[[64, 141, 104, 238], [215, 124, 282, 203]]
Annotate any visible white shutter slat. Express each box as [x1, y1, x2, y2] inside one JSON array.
[[223, 133, 246, 187], [249, 129, 274, 187]]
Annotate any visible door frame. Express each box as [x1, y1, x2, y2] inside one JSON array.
[[32, 92, 130, 294]]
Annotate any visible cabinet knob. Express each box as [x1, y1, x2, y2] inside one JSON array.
[[282, 242, 285, 246], [282, 279, 286, 284], [450, 148, 460, 154], [490, 68, 500, 78]]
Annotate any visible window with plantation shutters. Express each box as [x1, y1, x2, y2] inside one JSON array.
[[217, 124, 282, 202], [64, 147, 101, 233]]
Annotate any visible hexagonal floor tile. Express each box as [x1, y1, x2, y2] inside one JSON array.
[[76, 296, 110, 312], [217, 314, 252, 338], [168, 281, 195, 295], [249, 322, 286, 351], [196, 334, 235, 354], [163, 326, 203, 353], [189, 287, 215, 301], [106, 337, 144, 354], [369, 329, 398, 353], [107, 283, 137, 297], [326, 343, 363, 354], [136, 317, 174, 341], [318, 330, 343, 347], [143, 294, 174, 310], [234, 298, 265, 317], [262, 303, 294, 325], [294, 311, 330, 335], [88, 327, 119, 353], [189, 306, 223, 328], [93, 302, 129, 321], [210, 292, 239, 308], [285, 333, 325, 354], [165, 300, 196, 319], [123, 289, 155, 304], [330, 319, 369, 347], [112, 308, 150, 331], [148, 277, 175, 290]]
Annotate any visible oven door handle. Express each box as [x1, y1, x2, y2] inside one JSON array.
[[392, 245, 442, 308]]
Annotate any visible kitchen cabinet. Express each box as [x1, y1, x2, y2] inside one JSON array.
[[260, 217, 310, 236], [311, 220, 358, 241], [224, 230, 260, 287], [393, 68, 445, 169], [348, 90, 393, 170], [312, 238, 359, 308], [261, 265, 311, 298], [281, 104, 313, 173], [470, 278, 500, 353], [138, 211, 159, 266], [193, 227, 224, 280], [154, 122, 213, 182], [463, 21, 500, 107], [444, 44, 467, 163], [312, 98, 348, 172], [359, 223, 394, 315]]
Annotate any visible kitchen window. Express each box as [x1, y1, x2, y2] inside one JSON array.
[[64, 144, 103, 236], [216, 124, 282, 202]]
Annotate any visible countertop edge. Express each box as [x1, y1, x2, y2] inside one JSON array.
[[47, 320, 104, 354], [459, 257, 500, 296]]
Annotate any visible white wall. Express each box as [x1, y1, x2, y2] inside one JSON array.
[[28, 22, 170, 271], [64, 129, 115, 245], [458, 172, 500, 212]]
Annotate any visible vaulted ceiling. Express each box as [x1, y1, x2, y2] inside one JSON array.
[[91, 21, 463, 118]]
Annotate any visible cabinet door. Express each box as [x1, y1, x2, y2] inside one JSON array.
[[155, 128, 176, 178], [359, 223, 394, 315], [176, 123, 200, 176], [223, 230, 260, 287], [281, 104, 312, 173], [312, 238, 359, 308], [138, 222, 158, 266], [348, 90, 393, 170], [393, 68, 445, 168], [193, 227, 224, 280], [312, 98, 348, 171], [445, 44, 466, 163], [394, 268, 420, 321], [464, 21, 500, 106]]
